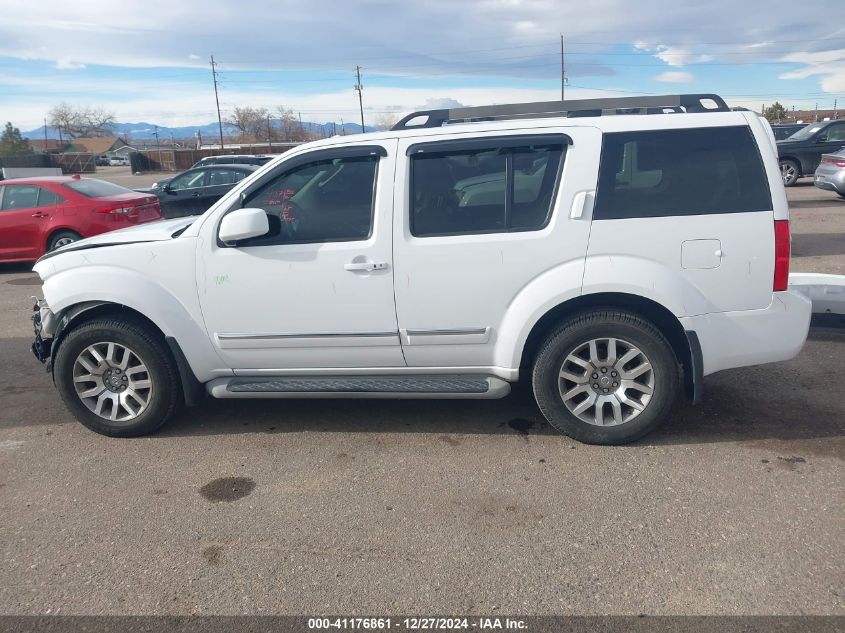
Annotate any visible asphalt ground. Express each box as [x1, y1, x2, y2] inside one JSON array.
[[0, 180, 842, 616]]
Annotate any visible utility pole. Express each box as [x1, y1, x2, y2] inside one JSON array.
[[267, 113, 272, 149], [834, 99, 838, 120], [210, 55, 224, 149], [298, 111, 304, 137], [154, 125, 162, 169], [354, 66, 365, 131], [43, 117, 48, 146], [560, 34, 566, 101]]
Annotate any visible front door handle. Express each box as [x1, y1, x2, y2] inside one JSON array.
[[31, 212, 48, 218], [344, 261, 388, 272], [570, 190, 595, 219]]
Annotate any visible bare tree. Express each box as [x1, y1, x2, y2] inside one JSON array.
[[226, 106, 270, 140], [277, 106, 318, 142], [47, 102, 115, 138]]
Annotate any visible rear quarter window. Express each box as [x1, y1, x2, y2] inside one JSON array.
[[594, 126, 772, 220]]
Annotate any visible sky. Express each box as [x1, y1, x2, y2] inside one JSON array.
[[1, 0, 844, 132]]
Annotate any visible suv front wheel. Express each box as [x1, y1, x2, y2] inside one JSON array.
[[532, 310, 679, 445], [53, 317, 180, 437]]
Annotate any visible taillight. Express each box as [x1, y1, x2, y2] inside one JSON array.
[[94, 204, 134, 215], [821, 156, 845, 168], [773, 220, 790, 292]]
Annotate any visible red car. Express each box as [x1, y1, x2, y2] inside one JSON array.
[[0, 175, 162, 262]]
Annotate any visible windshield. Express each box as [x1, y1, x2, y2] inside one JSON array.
[[63, 179, 136, 198], [787, 123, 824, 141]]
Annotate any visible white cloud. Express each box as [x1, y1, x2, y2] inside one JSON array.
[[779, 49, 845, 92], [54, 58, 85, 70], [188, 53, 200, 60], [635, 42, 713, 67], [654, 71, 693, 83]]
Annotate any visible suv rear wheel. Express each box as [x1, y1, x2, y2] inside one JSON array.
[[53, 317, 180, 437], [532, 310, 679, 445]]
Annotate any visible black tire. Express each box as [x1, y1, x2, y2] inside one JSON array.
[[53, 317, 180, 437], [779, 159, 800, 187], [532, 310, 679, 445], [48, 230, 81, 251]]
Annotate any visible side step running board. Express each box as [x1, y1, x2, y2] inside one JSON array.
[[206, 375, 511, 399]]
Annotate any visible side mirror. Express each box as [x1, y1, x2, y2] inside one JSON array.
[[219, 208, 269, 244], [163, 183, 175, 194]]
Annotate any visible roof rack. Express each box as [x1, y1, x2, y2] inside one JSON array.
[[391, 93, 730, 131]]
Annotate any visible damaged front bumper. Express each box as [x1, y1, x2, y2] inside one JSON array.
[[31, 297, 57, 365]]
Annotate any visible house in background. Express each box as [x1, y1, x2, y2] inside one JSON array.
[[28, 139, 66, 153], [64, 137, 137, 159]]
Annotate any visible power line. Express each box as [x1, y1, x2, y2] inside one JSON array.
[[210, 54, 224, 149]]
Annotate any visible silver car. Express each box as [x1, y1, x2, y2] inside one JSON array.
[[814, 147, 845, 198]]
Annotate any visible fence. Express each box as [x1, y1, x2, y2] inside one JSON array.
[[0, 152, 95, 174], [130, 145, 296, 172]]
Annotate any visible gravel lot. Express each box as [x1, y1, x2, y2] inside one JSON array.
[[0, 181, 842, 616]]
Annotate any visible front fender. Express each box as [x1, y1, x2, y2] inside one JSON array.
[[40, 266, 227, 382]]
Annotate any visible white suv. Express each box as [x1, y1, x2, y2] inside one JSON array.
[[31, 94, 812, 444]]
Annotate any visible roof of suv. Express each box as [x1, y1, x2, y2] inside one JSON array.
[[288, 110, 756, 155]]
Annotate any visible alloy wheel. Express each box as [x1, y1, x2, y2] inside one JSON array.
[[558, 337, 655, 426], [72, 342, 153, 422], [780, 162, 797, 185]]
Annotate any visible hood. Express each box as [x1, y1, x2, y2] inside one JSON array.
[[135, 177, 173, 194], [36, 217, 195, 262]]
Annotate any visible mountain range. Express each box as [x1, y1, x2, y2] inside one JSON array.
[[23, 120, 377, 141]]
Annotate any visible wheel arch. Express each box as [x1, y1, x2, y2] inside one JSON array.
[[49, 301, 203, 406], [517, 292, 700, 402], [779, 154, 803, 176], [45, 227, 82, 251]]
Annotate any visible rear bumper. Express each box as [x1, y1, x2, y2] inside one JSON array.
[[813, 178, 844, 194], [680, 291, 811, 376]]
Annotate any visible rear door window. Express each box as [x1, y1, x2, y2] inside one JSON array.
[[409, 136, 566, 236], [594, 126, 772, 219]]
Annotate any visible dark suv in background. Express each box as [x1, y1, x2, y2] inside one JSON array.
[[136, 164, 258, 217], [771, 123, 804, 141], [777, 119, 845, 186]]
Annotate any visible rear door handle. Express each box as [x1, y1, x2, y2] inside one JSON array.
[[31, 212, 48, 218], [344, 261, 388, 272]]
